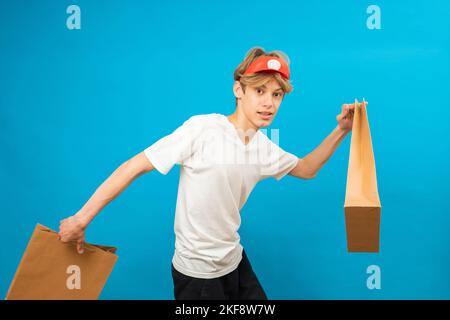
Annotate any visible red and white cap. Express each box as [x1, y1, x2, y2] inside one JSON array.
[[242, 56, 290, 80]]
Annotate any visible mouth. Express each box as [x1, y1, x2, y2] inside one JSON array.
[[257, 111, 273, 120]]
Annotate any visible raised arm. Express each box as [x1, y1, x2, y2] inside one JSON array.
[[58, 151, 154, 253]]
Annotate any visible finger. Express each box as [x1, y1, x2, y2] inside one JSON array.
[[343, 106, 350, 118], [341, 104, 349, 118], [77, 240, 85, 254], [348, 112, 354, 120], [343, 103, 351, 114], [59, 231, 71, 243], [347, 103, 355, 111], [348, 106, 355, 117]]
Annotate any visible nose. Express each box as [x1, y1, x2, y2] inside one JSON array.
[[262, 93, 274, 108]]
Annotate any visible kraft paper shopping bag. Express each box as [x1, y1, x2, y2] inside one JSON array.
[[6, 223, 118, 300], [344, 100, 381, 252]]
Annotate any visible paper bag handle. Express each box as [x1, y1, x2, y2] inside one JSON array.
[[37, 224, 118, 254]]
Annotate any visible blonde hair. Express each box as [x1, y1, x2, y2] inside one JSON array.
[[233, 47, 294, 106]]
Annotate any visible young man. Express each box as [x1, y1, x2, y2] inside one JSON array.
[[58, 47, 357, 300]]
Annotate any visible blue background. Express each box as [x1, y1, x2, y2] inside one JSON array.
[[1, 0, 449, 299]]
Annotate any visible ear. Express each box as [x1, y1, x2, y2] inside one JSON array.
[[233, 80, 244, 100]]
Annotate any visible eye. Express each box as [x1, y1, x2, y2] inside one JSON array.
[[274, 92, 283, 97], [256, 88, 264, 94]]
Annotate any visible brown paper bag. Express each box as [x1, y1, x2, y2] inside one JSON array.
[[6, 223, 118, 300], [344, 100, 381, 252]]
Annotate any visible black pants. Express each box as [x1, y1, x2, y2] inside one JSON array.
[[171, 250, 268, 300]]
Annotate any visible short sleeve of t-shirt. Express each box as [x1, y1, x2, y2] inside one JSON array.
[[144, 116, 203, 175], [258, 137, 299, 181]]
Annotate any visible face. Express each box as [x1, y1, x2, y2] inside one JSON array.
[[233, 78, 285, 129]]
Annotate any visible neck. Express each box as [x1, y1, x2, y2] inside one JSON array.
[[227, 106, 259, 133]]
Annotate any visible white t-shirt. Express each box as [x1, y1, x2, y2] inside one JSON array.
[[144, 113, 298, 279]]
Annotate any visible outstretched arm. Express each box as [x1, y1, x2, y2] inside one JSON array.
[[58, 151, 154, 253], [289, 102, 359, 179]]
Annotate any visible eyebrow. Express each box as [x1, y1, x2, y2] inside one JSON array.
[[258, 85, 284, 92]]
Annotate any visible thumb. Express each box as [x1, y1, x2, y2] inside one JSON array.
[[77, 239, 85, 254]]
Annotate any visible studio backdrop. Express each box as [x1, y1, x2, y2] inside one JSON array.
[[1, 0, 449, 299]]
